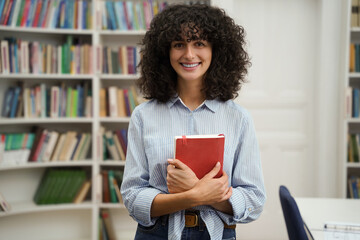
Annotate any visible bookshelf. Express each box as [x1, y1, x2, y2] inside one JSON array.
[[0, 0, 211, 239], [341, 0, 360, 201]]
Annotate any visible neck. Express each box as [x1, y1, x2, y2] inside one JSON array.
[[177, 81, 205, 111]]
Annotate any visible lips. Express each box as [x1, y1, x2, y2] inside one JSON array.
[[181, 63, 200, 68]]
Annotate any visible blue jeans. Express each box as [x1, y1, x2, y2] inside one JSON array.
[[134, 216, 236, 240]]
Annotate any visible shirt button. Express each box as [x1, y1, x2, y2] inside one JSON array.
[[248, 208, 252, 211]]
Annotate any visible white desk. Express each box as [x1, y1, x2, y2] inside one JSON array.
[[296, 198, 360, 239]]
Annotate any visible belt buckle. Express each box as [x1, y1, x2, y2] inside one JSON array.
[[185, 212, 199, 227]]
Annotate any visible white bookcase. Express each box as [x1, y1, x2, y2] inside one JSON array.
[[340, 0, 360, 200], [0, 0, 211, 239]]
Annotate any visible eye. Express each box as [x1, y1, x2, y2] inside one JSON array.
[[172, 42, 184, 49], [195, 41, 206, 47]]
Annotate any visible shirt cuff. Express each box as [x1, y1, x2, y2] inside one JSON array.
[[220, 188, 254, 225], [132, 187, 163, 226]]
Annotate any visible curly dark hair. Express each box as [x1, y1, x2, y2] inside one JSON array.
[[137, 4, 251, 103]]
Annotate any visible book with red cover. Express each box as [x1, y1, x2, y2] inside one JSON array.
[[174, 134, 225, 179]]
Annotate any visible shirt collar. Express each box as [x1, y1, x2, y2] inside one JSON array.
[[166, 95, 220, 113]]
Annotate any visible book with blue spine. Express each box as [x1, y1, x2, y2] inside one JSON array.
[[2, 87, 14, 117], [37, 0, 49, 27], [9, 86, 21, 118], [0, 0, 6, 21], [105, 1, 117, 30], [353, 88, 359, 117]]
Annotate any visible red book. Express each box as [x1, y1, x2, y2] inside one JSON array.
[[41, 0, 51, 28], [20, 0, 31, 27], [3, 0, 14, 25], [102, 170, 110, 203], [32, 0, 43, 27], [32, 129, 48, 162], [174, 134, 225, 179]]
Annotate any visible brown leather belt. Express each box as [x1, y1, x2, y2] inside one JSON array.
[[185, 212, 236, 229]]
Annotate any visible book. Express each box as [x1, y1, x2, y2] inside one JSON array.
[[102, 170, 110, 203], [104, 131, 120, 160], [27, 127, 45, 162], [108, 86, 118, 117], [117, 88, 127, 117], [112, 177, 123, 203], [113, 131, 125, 160], [0, 192, 11, 212], [352, 0, 359, 27], [107, 170, 117, 203], [101, 209, 116, 240], [50, 132, 66, 161], [174, 134, 225, 179], [99, 88, 107, 117], [42, 131, 59, 162], [73, 180, 91, 203]]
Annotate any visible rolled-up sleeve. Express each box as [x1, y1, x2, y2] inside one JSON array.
[[218, 112, 266, 225], [120, 108, 163, 226]]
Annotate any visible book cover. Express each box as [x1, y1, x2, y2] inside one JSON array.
[[113, 131, 125, 160], [117, 88, 127, 117], [72, 133, 86, 161], [107, 170, 117, 203], [99, 88, 107, 117], [64, 170, 86, 203], [50, 132, 65, 161], [104, 130, 120, 160], [174, 134, 225, 179], [73, 179, 91, 204], [101, 209, 116, 240], [352, 0, 359, 27], [78, 133, 91, 160], [102, 170, 110, 203], [2, 87, 14, 117], [42, 131, 59, 162], [31, 128, 47, 162], [108, 86, 118, 117]]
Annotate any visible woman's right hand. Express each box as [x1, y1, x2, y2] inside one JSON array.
[[189, 162, 232, 206]]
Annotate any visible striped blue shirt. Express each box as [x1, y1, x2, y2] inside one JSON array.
[[121, 96, 266, 240]]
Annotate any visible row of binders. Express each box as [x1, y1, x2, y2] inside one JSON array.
[[0, 128, 92, 166], [0, 0, 92, 29], [34, 168, 91, 205], [0, 36, 93, 74], [1, 82, 92, 118], [100, 86, 140, 118], [100, 0, 167, 30]]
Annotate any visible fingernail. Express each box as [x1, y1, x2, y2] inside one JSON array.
[[216, 162, 220, 167], [168, 158, 173, 162]]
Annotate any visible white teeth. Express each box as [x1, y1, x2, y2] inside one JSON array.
[[182, 63, 199, 68]]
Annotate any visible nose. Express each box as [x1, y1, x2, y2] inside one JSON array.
[[184, 45, 195, 60]]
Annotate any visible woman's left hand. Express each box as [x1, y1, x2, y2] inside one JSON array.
[[166, 159, 199, 193]]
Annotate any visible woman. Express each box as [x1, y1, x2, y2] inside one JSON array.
[[120, 4, 266, 240]]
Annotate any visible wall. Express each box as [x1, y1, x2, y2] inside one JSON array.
[[212, 0, 342, 239]]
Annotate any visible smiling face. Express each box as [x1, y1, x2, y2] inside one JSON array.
[[169, 38, 212, 85]]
